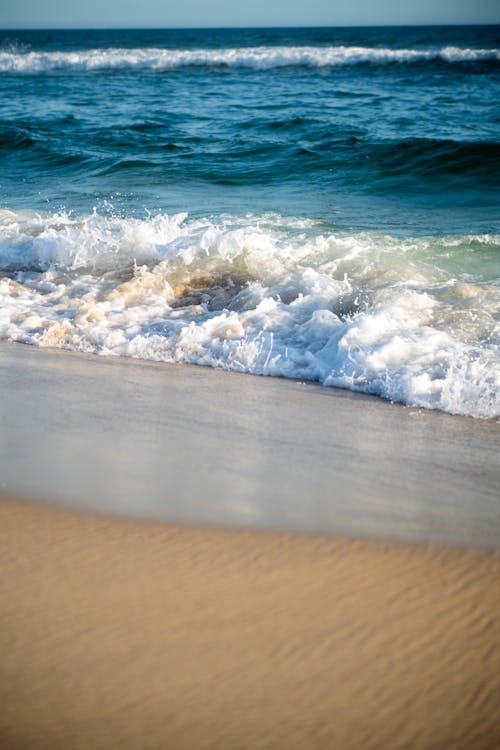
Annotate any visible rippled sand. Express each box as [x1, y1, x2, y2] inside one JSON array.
[[1, 498, 500, 749]]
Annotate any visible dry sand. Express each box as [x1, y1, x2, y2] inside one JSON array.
[[1, 497, 500, 750]]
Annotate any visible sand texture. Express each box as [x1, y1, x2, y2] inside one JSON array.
[[1, 498, 500, 750]]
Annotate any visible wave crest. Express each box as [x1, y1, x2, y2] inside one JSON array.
[[1, 45, 498, 73]]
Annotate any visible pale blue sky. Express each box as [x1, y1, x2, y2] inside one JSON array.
[[1, 0, 499, 29]]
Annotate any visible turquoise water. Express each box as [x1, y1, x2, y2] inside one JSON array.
[[0, 26, 499, 416]]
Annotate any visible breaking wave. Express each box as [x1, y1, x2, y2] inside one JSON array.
[[0, 45, 498, 73], [0, 208, 498, 419]]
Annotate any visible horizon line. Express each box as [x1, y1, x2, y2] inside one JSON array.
[[1, 22, 500, 31]]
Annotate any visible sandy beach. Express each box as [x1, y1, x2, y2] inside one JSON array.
[[1, 497, 500, 750], [1, 343, 500, 748], [1, 342, 499, 547]]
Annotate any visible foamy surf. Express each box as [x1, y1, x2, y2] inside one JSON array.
[[0, 208, 498, 419], [0, 45, 498, 73]]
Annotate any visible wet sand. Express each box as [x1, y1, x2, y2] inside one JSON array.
[[0, 342, 499, 547], [1, 497, 500, 750]]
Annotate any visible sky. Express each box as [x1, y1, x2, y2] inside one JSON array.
[[0, 0, 499, 29]]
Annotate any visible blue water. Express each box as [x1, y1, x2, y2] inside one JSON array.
[[0, 26, 499, 416]]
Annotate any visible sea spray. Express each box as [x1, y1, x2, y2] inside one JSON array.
[[0, 209, 498, 418], [1, 26, 498, 417]]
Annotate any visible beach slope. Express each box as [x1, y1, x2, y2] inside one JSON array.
[[1, 498, 500, 750], [0, 342, 499, 547]]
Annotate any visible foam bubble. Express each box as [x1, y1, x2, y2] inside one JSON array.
[[0, 209, 498, 418]]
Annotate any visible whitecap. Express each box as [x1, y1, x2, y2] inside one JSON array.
[[0, 208, 498, 418]]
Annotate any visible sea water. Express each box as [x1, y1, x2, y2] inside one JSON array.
[[0, 26, 498, 417]]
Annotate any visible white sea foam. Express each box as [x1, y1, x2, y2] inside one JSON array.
[[0, 45, 498, 73], [0, 208, 499, 418]]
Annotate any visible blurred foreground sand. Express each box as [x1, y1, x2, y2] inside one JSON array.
[[1, 498, 500, 749]]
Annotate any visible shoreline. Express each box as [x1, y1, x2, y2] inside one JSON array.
[[1, 340, 499, 548], [1, 496, 500, 749]]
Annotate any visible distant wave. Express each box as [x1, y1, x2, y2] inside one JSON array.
[[0, 45, 498, 72], [2, 117, 496, 191]]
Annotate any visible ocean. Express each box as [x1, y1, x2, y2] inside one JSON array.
[[0, 25, 499, 418]]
